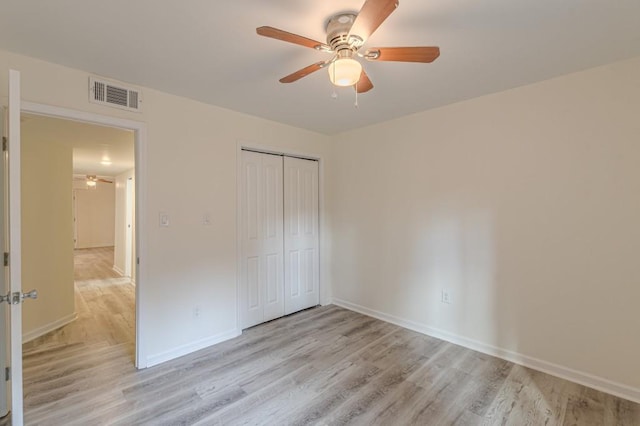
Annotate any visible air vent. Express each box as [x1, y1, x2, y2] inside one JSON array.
[[89, 77, 142, 112]]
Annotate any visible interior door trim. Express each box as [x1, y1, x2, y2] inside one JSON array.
[[19, 101, 148, 369]]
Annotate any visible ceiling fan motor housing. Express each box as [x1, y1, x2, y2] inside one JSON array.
[[325, 13, 361, 52]]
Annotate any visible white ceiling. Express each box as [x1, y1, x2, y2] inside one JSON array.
[[22, 114, 134, 176], [2, 0, 640, 134]]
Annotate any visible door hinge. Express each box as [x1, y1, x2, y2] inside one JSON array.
[[2, 136, 7, 152], [3, 252, 8, 267], [5, 367, 10, 382]]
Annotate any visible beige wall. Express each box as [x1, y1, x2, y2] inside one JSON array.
[[0, 49, 333, 365], [74, 181, 116, 248], [329, 57, 640, 391], [21, 121, 75, 340]]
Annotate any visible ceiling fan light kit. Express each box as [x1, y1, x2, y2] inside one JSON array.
[[256, 0, 440, 95], [328, 57, 362, 87]]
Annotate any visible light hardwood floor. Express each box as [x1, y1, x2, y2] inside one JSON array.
[[12, 248, 640, 425], [73, 246, 123, 282]]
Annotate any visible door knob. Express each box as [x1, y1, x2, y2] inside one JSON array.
[[1, 290, 38, 304], [21, 289, 38, 301]]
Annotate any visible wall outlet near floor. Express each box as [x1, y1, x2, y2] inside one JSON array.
[[441, 289, 452, 304], [194, 306, 201, 319]]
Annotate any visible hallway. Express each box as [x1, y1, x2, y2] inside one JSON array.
[[22, 247, 135, 423]]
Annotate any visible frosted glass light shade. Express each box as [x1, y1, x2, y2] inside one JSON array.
[[328, 58, 362, 87]]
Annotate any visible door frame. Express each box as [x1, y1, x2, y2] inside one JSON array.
[[20, 101, 148, 368], [72, 189, 79, 249], [235, 140, 328, 331], [124, 177, 134, 278]]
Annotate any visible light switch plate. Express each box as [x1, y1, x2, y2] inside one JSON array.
[[159, 212, 170, 227], [441, 289, 452, 304]]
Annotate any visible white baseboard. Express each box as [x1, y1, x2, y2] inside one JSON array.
[[145, 328, 242, 368], [76, 243, 114, 249], [332, 298, 640, 404], [23, 312, 78, 343]]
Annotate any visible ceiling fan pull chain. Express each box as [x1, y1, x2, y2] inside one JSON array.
[[354, 85, 359, 109], [331, 62, 339, 99]]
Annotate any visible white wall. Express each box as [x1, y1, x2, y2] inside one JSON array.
[[114, 169, 135, 278], [74, 181, 116, 248], [0, 49, 332, 366], [329, 57, 640, 395], [21, 120, 75, 340], [6, 46, 638, 400]]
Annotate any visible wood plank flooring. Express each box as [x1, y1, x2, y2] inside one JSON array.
[[13, 247, 640, 425], [73, 246, 123, 282]]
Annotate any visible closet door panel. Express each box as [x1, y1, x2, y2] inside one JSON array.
[[261, 154, 285, 322], [284, 157, 319, 315], [240, 151, 264, 328], [240, 151, 284, 328]]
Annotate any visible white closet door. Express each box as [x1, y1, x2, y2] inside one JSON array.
[[261, 154, 285, 322], [240, 151, 284, 329], [284, 157, 319, 315]]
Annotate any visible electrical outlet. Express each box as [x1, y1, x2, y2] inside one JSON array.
[[194, 306, 201, 319], [441, 289, 452, 304]]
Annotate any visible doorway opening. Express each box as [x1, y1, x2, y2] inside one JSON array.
[[11, 102, 146, 422], [16, 107, 142, 417]]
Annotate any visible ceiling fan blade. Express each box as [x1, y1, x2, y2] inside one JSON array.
[[97, 178, 113, 183], [257, 26, 329, 50], [356, 70, 374, 93], [348, 0, 399, 43], [280, 61, 327, 83], [365, 46, 440, 63]]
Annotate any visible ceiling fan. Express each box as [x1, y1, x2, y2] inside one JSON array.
[[86, 175, 113, 184], [256, 0, 440, 93], [74, 175, 113, 188]]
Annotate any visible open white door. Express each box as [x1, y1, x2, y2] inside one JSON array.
[[0, 103, 9, 420], [3, 69, 30, 426]]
